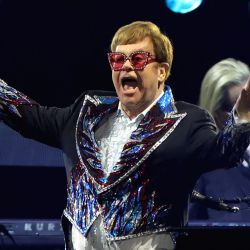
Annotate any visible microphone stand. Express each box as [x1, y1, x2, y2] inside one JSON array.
[[191, 190, 240, 213]]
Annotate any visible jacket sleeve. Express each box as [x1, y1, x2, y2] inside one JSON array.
[[186, 106, 250, 173], [0, 78, 84, 148]]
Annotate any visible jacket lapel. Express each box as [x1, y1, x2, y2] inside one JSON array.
[[75, 94, 118, 189], [76, 87, 186, 194], [103, 86, 186, 192]]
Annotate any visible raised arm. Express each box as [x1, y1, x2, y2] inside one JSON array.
[[0, 79, 83, 148], [185, 105, 250, 175], [235, 77, 250, 121]]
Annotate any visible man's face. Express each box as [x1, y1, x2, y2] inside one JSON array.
[[111, 37, 168, 118]]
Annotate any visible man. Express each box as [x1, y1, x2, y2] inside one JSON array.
[[1, 21, 250, 250], [189, 58, 250, 222]]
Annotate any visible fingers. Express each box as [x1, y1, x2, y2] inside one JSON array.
[[244, 76, 250, 92], [235, 86, 250, 121], [240, 88, 250, 104], [235, 88, 248, 109]]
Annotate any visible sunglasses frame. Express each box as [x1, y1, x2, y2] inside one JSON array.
[[107, 51, 157, 71]]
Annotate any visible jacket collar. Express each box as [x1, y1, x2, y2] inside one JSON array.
[[75, 86, 185, 193]]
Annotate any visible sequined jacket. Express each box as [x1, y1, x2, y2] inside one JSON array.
[[1, 79, 250, 248]]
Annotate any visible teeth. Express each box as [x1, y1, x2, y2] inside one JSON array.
[[123, 84, 136, 90]]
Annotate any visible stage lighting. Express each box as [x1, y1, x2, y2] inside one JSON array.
[[165, 0, 203, 14]]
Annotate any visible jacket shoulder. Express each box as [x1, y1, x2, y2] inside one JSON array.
[[72, 89, 117, 107], [175, 101, 211, 116], [85, 90, 117, 97], [174, 101, 216, 126]]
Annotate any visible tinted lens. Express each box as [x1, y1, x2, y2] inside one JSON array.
[[131, 52, 148, 69], [109, 53, 125, 70]]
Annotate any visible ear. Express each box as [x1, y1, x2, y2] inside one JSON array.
[[158, 63, 169, 83]]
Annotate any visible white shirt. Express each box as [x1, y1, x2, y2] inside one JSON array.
[[95, 96, 161, 176]]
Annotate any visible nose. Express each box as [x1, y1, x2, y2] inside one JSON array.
[[122, 58, 133, 71]]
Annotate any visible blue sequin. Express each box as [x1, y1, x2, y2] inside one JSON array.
[[0, 80, 36, 118]]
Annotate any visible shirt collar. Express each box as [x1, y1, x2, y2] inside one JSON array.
[[117, 91, 164, 122]]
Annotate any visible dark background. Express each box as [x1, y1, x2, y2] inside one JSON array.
[[0, 1, 250, 248], [0, 0, 250, 218], [0, 0, 249, 107]]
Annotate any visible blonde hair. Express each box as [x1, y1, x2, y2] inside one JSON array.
[[110, 21, 173, 80], [199, 58, 250, 116]]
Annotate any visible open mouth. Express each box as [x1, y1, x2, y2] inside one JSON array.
[[121, 76, 138, 89]]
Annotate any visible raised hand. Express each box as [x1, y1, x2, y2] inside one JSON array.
[[235, 77, 250, 122]]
